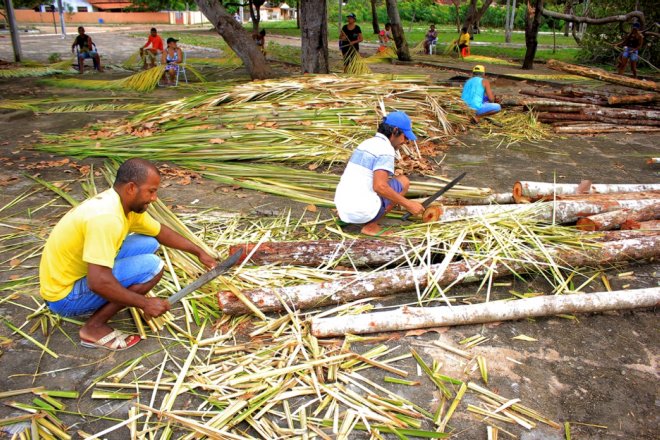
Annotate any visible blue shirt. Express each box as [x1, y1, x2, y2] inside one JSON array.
[[462, 77, 486, 110]]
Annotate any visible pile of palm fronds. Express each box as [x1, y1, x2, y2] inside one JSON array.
[[0, 59, 75, 78], [37, 74, 481, 204], [341, 47, 372, 75], [365, 46, 398, 64], [121, 48, 143, 70], [463, 54, 517, 66], [0, 96, 154, 113], [481, 110, 554, 148], [40, 63, 206, 93]]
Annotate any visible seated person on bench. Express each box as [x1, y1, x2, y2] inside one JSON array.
[[71, 26, 102, 74]]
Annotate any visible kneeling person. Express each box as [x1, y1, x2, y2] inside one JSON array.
[[461, 65, 501, 122], [334, 111, 424, 236], [39, 158, 216, 351]]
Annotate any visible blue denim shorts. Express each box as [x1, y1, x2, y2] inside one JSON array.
[[46, 235, 163, 317], [622, 47, 639, 62], [476, 102, 502, 116], [369, 178, 404, 223]]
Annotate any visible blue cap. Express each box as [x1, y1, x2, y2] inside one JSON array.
[[347, 13, 356, 19], [384, 111, 417, 141]]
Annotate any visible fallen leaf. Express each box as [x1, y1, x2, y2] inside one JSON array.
[[210, 138, 225, 144], [245, 123, 256, 130], [512, 334, 537, 342], [9, 258, 21, 268], [404, 327, 448, 337], [305, 204, 317, 212], [308, 163, 319, 171]]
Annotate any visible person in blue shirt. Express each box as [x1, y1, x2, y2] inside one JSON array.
[[461, 65, 501, 122]]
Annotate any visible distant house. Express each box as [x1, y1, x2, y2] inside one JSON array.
[[239, 2, 296, 22], [35, 0, 131, 12], [87, 0, 133, 11]]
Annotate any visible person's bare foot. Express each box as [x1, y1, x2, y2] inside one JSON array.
[[360, 223, 393, 236]]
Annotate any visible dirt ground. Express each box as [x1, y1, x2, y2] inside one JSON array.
[[0, 27, 659, 439]]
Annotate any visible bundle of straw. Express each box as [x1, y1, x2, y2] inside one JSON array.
[[365, 46, 398, 64], [0, 59, 75, 78], [342, 47, 372, 75]]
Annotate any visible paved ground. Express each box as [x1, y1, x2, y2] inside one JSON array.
[[0, 26, 659, 440]]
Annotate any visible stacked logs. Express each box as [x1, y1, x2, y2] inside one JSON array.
[[514, 86, 660, 134]]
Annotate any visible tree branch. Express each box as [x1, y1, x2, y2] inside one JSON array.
[[541, 8, 645, 27]]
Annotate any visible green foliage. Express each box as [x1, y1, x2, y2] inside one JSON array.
[[48, 52, 61, 63]]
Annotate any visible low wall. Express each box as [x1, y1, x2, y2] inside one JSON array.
[[13, 10, 171, 24]]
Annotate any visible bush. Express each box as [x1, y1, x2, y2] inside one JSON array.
[[48, 53, 62, 63]]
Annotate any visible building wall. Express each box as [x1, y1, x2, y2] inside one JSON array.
[[13, 10, 171, 24]]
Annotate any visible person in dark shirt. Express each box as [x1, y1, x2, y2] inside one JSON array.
[[617, 23, 644, 78], [339, 13, 363, 70], [71, 26, 102, 74]]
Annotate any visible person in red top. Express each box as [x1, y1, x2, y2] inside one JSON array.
[[140, 28, 164, 69]]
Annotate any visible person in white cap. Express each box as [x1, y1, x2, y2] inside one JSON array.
[[334, 111, 425, 236], [461, 64, 501, 122]]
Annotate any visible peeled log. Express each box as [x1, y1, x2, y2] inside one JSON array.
[[582, 107, 660, 121], [217, 234, 660, 315], [513, 181, 660, 202], [436, 198, 660, 224], [547, 60, 659, 93], [520, 89, 607, 105], [622, 219, 660, 231], [310, 287, 660, 337], [554, 124, 660, 134], [576, 204, 660, 231], [229, 239, 413, 268], [607, 94, 659, 106]]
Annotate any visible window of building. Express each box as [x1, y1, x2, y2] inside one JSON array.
[[77, 6, 88, 12]]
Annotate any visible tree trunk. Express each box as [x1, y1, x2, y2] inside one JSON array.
[[385, 0, 411, 61], [370, 0, 380, 34], [547, 60, 660, 92], [520, 89, 607, 105], [506, 0, 517, 43], [229, 238, 415, 268], [522, 0, 543, 70], [576, 204, 660, 231], [541, 8, 645, 27], [217, 234, 660, 315], [582, 107, 660, 121], [504, 0, 512, 41], [463, 0, 494, 35], [194, 0, 271, 80], [513, 181, 660, 202], [537, 114, 660, 126], [607, 93, 659, 106], [451, 0, 461, 33], [300, 0, 329, 74], [310, 287, 660, 337], [562, 0, 572, 37]]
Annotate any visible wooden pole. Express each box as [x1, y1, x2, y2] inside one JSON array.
[[217, 234, 660, 315], [310, 287, 660, 337], [621, 219, 660, 231], [554, 124, 660, 134], [547, 59, 660, 92], [5, 0, 22, 62], [607, 93, 659, 106], [576, 204, 660, 231]]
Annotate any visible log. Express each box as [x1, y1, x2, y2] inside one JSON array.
[[538, 115, 660, 127], [547, 60, 660, 93], [520, 89, 607, 105], [607, 93, 660, 106], [622, 219, 660, 231], [537, 112, 593, 122], [436, 198, 660, 224], [217, 234, 660, 315], [554, 124, 660, 134], [514, 181, 660, 202], [582, 107, 660, 121], [431, 192, 515, 206], [310, 287, 660, 337], [531, 106, 586, 113], [229, 239, 414, 268], [499, 97, 590, 108], [576, 204, 660, 231]]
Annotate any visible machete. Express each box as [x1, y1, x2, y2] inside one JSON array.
[[167, 248, 243, 305], [401, 172, 467, 221]]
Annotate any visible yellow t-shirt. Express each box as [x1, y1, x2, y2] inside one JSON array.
[[39, 188, 161, 302], [458, 33, 470, 46]]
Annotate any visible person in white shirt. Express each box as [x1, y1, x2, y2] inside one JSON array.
[[334, 111, 424, 236]]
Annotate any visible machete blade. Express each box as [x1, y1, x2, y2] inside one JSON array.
[[167, 248, 243, 305]]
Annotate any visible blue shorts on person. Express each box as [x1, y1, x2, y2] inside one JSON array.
[[622, 47, 639, 62], [369, 178, 404, 222], [476, 96, 501, 116], [78, 50, 98, 60], [45, 234, 164, 317]]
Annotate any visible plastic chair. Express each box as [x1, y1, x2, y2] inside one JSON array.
[[175, 51, 188, 86], [75, 43, 101, 71], [461, 46, 471, 57], [429, 38, 438, 55]]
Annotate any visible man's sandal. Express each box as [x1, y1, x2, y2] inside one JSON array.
[[80, 330, 141, 351]]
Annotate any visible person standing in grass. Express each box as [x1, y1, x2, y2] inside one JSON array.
[[39, 158, 216, 351], [457, 26, 470, 55], [334, 112, 424, 236], [339, 13, 363, 69], [461, 65, 501, 123], [616, 23, 644, 78], [140, 28, 164, 69], [71, 26, 102, 74], [162, 37, 183, 85]]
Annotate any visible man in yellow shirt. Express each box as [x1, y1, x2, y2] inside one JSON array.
[[39, 158, 216, 351], [458, 27, 470, 55]]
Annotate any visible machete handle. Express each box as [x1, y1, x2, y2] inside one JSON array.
[[401, 212, 412, 221]]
